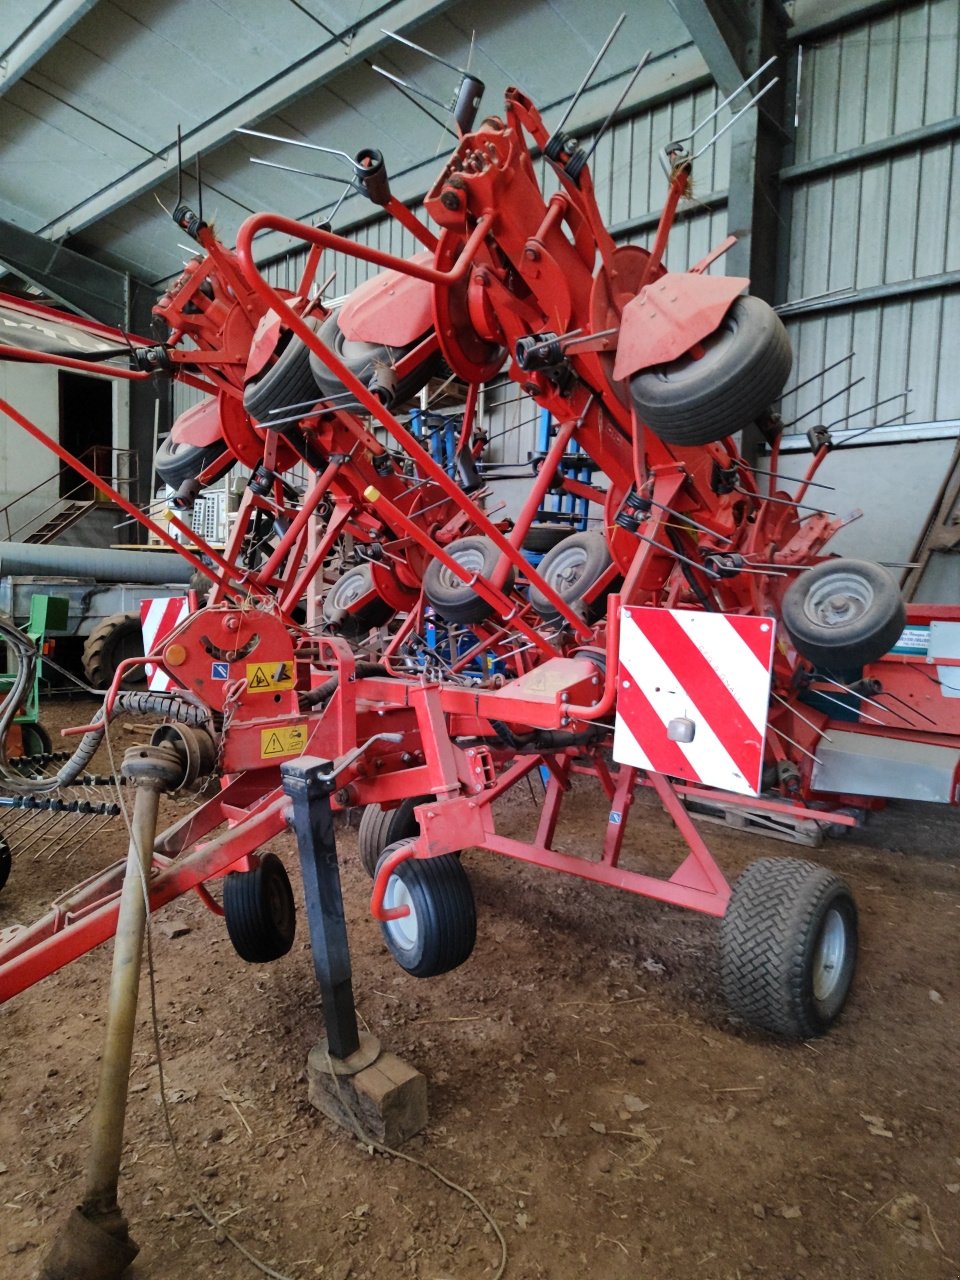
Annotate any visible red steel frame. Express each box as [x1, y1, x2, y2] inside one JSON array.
[[1, 81, 958, 1005]]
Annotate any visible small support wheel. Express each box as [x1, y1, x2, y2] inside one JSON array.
[[423, 535, 512, 625], [377, 843, 476, 978], [529, 530, 616, 623], [357, 795, 433, 878], [781, 558, 906, 669], [720, 857, 858, 1039], [321, 563, 394, 638], [0, 837, 10, 893], [223, 852, 296, 963]]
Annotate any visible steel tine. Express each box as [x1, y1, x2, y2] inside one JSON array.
[[236, 127, 356, 169], [685, 55, 778, 145], [769, 726, 823, 766], [780, 351, 856, 398], [692, 75, 779, 160], [783, 376, 866, 428], [548, 14, 626, 143], [580, 50, 652, 169], [381, 27, 471, 77], [826, 388, 911, 430], [770, 692, 834, 741], [807, 688, 886, 726], [371, 66, 453, 115], [249, 157, 360, 185]]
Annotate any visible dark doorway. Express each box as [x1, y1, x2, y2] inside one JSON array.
[[58, 372, 113, 499]]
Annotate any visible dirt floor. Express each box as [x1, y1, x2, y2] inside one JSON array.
[[0, 697, 958, 1280]]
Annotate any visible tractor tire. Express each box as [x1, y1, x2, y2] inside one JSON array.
[[243, 318, 322, 424], [376, 843, 476, 978], [423, 536, 511, 625], [357, 795, 434, 878], [0, 838, 10, 893], [630, 296, 792, 446], [82, 612, 147, 690], [309, 311, 442, 410], [781, 558, 906, 670], [720, 857, 858, 1039], [528, 530, 616, 623], [321, 563, 394, 639], [223, 852, 296, 963], [155, 435, 228, 488]]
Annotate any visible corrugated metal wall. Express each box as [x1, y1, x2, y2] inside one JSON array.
[[779, 0, 960, 435]]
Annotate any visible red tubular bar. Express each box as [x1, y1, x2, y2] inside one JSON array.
[[493, 413, 580, 586], [0, 792, 289, 1003], [363, 484, 561, 660], [0, 397, 234, 593], [234, 213, 595, 639]]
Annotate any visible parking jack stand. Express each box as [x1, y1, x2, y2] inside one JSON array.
[[281, 757, 427, 1147], [42, 744, 183, 1280]]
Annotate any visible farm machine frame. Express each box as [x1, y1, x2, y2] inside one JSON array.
[[1, 33, 958, 1057]]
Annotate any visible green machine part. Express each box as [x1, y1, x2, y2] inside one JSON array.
[[0, 594, 70, 727]]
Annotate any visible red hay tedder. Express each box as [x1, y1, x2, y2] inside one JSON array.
[[1, 50, 958, 1055]]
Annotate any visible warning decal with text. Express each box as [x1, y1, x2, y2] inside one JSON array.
[[260, 724, 307, 758]]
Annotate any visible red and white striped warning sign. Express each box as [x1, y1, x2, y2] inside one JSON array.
[[140, 597, 190, 692], [613, 607, 775, 796]]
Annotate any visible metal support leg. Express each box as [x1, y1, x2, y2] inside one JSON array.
[[281, 757, 361, 1061]]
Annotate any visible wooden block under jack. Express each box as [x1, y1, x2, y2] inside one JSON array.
[[307, 1033, 428, 1148]]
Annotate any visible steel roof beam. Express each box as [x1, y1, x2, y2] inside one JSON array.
[[0, 217, 152, 328], [38, 0, 459, 244], [0, 1, 99, 94]]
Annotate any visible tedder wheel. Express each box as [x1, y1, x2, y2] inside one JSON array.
[[423, 535, 513, 626], [321, 563, 394, 638], [522, 524, 572, 555], [155, 434, 228, 488], [309, 311, 441, 409], [720, 857, 858, 1039], [781, 558, 906, 670], [223, 852, 296, 964], [0, 837, 10, 893], [529, 530, 616, 623], [630, 295, 792, 446], [376, 842, 476, 978], [243, 318, 322, 423], [357, 795, 434, 878], [82, 612, 147, 690]]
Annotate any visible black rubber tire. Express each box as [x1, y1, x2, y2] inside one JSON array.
[[0, 838, 10, 893], [423, 536, 513, 625], [20, 722, 53, 757], [82, 612, 147, 690], [155, 434, 228, 488], [357, 795, 434, 878], [528, 531, 615, 623], [522, 524, 572, 554], [309, 311, 442, 410], [781, 558, 906, 669], [630, 296, 792, 446], [720, 857, 858, 1039], [321, 563, 394, 639], [243, 318, 322, 423], [223, 852, 296, 964], [377, 842, 476, 978]]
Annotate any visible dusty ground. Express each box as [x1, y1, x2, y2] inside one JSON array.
[[0, 698, 958, 1280]]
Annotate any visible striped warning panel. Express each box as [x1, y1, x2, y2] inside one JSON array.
[[613, 607, 775, 797], [140, 597, 190, 692]]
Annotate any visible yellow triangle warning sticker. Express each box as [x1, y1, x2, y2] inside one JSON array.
[[261, 724, 308, 758], [246, 660, 295, 692], [248, 665, 271, 690]]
